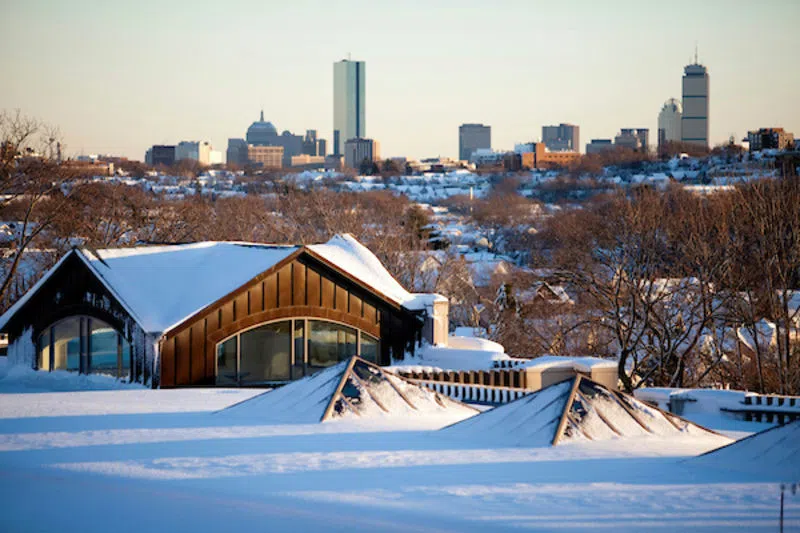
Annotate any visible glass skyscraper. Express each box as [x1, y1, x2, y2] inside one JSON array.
[[333, 59, 365, 155]]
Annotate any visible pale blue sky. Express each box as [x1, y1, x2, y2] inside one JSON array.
[[2, 0, 798, 160]]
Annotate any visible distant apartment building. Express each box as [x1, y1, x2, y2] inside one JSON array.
[[226, 138, 249, 166], [175, 141, 212, 165], [681, 61, 710, 148], [542, 123, 580, 152], [614, 128, 649, 152], [658, 99, 683, 151], [459, 123, 491, 161], [291, 154, 326, 168], [146, 145, 175, 166], [247, 145, 283, 169], [747, 128, 795, 152], [344, 138, 379, 169], [333, 59, 366, 155], [302, 130, 327, 157], [520, 142, 581, 170], [586, 139, 614, 155]]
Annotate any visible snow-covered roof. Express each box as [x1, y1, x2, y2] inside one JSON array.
[[0, 234, 445, 336], [307, 234, 445, 311], [79, 242, 299, 334], [523, 355, 618, 373]]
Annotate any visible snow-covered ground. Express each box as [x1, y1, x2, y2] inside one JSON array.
[[0, 357, 797, 532]]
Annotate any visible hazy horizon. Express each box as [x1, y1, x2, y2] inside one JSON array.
[[2, 0, 798, 161]]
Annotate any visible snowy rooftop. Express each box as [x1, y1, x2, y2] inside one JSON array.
[[0, 234, 444, 335], [522, 355, 618, 373]]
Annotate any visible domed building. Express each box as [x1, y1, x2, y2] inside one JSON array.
[[246, 111, 279, 146]]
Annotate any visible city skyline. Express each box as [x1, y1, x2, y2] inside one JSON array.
[[1, 0, 798, 161]]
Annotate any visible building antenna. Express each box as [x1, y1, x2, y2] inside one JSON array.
[[348, 52, 351, 61], [694, 42, 699, 64]]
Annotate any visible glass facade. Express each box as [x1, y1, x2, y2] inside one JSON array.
[[36, 316, 131, 379], [240, 321, 291, 384], [216, 318, 380, 385], [333, 59, 365, 155], [360, 333, 379, 364], [308, 320, 356, 368]]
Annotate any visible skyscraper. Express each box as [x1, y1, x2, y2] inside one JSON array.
[[333, 59, 365, 155], [657, 98, 682, 151], [542, 124, 580, 152], [681, 55, 709, 148], [459, 123, 491, 161]]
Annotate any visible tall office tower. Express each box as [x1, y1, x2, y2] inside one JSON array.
[[333, 59, 366, 155], [459, 123, 491, 161], [681, 54, 709, 148], [541, 123, 580, 152], [657, 98, 683, 151]]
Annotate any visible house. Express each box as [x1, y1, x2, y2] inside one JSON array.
[[0, 234, 448, 388]]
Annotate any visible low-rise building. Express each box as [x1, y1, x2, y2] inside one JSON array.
[[175, 141, 212, 165], [247, 145, 283, 169], [344, 138, 380, 169], [520, 143, 581, 170], [586, 139, 614, 155], [146, 145, 176, 167], [747, 128, 795, 152], [614, 128, 649, 152]]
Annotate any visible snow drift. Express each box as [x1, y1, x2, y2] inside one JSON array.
[[441, 375, 727, 447], [688, 419, 800, 480], [219, 356, 478, 425]]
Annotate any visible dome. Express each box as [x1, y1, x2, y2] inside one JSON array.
[[246, 111, 278, 145]]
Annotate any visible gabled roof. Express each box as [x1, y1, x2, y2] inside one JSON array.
[[441, 375, 724, 447], [219, 356, 478, 424], [0, 234, 443, 336], [306, 234, 445, 311]]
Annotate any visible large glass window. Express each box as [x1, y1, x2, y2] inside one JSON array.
[[216, 337, 238, 386], [240, 321, 291, 383], [360, 333, 380, 364], [216, 319, 380, 385], [308, 320, 357, 368], [90, 321, 120, 376], [36, 316, 130, 379], [37, 330, 51, 371], [53, 317, 80, 372]]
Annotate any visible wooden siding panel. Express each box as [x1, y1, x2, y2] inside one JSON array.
[[265, 273, 278, 309], [349, 294, 362, 320], [307, 269, 321, 307], [160, 338, 175, 388], [363, 302, 377, 325], [190, 323, 206, 384], [250, 281, 264, 315], [293, 262, 306, 306], [335, 285, 348, 312], [220, 301, 234, 328], [321, 277, 335, 309], [278, 265, 292, 307], [234, 292, 249, 321], [203, 316, 215, 381], [175, 329, 191, 386]]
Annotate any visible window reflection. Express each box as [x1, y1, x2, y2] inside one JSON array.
[[240, 321, 291, 383], [308, 320, 357, 367], [36, 316, 130, 379], [90, 323, 119, 376], [215, 319, 380, 385], [216, 336, 237, 386], [360, 333, 380, 364]]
